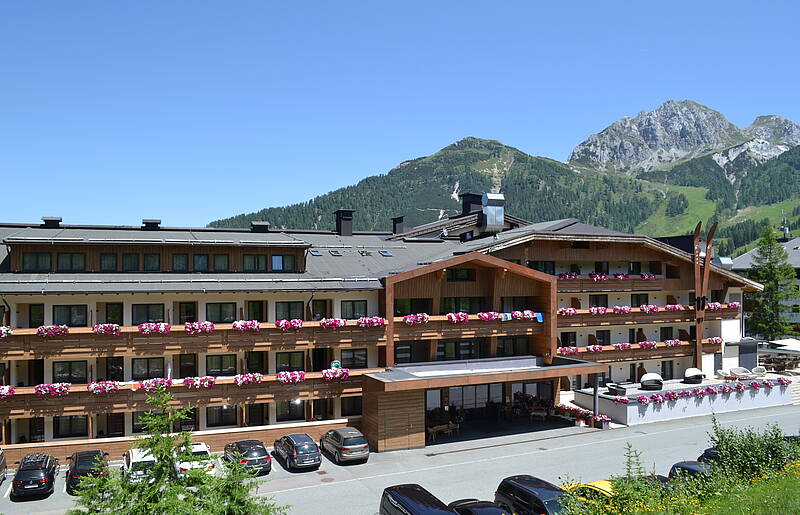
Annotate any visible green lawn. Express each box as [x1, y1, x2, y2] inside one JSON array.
[[635, 184, 717, 236], [700, 469, 800, 514]]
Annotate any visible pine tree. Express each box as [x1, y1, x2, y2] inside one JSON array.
[[746, 226, 798, 340], [67, 388, 287, 515]]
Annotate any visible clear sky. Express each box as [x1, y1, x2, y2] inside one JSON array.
[[1, 1, 798, 227]]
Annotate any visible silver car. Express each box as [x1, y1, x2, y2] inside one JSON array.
[[319, 427, 370, 464]]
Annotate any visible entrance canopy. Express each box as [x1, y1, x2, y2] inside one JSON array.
[[364, 355, 607, 392]]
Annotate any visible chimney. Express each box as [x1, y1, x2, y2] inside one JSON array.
[[480, 193, 505, 233], [142, 219, 161, 231], [334, 209, 355, 236], [458, 193, 483, 215], [250, 221, 271, 233], [41, 216, 62, 229], [392, 216, 406, 235]]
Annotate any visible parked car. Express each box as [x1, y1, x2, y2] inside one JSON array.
[[697, 447, 720, 463], [121, 448, 157, 484], [11, 454, 59, 499], [224, 439, 272, 475], [380, 484, 455, 514], [273, 433, 322, 471], [562, 480, 613, 502], [65, 449, 108, 494], [447, 498, 510, 514], [320, 427, 370, 464], [0, 448, 7, 484], [174, 442, 217, 477], [494, 475, 564, 515], [668, 460, 711, 479]]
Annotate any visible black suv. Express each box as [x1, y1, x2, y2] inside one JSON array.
[[66, 450, 108, 494], [494, 475, 563, 515], [272, 433, 322, 471], [11, 454, 59, 499], [380, 484, 455, 515], [224, 439, 272, 475]]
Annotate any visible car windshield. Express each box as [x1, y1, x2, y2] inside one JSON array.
[[131, 460, 155, 472], [15, 470, 44, 480], [191, 450, 210, 457], [296, 445, 317, 455], [342, 436, 367, 446]]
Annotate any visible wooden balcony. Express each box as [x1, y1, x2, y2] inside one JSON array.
[[0, 368, 382, 419], [392, 315, 544, 342], [0, 322, 388, 360], [557, 276, 667, 293], [559, 341, 722, 364], [557, 306, 740, 328]]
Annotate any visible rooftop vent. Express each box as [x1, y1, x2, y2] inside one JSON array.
[[480, 192, 505, 233], [41, 216, 62, 229], [334, 209, 355, 237], [392, 215, 406, 235], [250, 221, 271, 233], [458, 193, 483, 216], [142, 219, 161, 231]]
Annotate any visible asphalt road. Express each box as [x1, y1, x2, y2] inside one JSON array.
[[2, 405, 799, 515]]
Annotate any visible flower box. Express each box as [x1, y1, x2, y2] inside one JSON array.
[[706, 302, 724, 312], [276, 371, 306, 384], [276, 319, 303, 332], [557, 307, 578, 317], [636, 395, 650, 405], [613, 273, 630, 280], [612, 305, 631, 314], [649, 393, 666, 404], [182, 376, 216, 388], [141, 378, 173, 392], [356, 316, 387, 327], [586, 345, 603, 353], [593, 414, 611, 429], [727, 301, 741, 309], [640, 273, 656, 281], [611, 396, 629, 404], [185, 321, 215, 335], [733, 382, 746, 393], [321, 368, 350, 381], [589, 273, 609, 282], [35, 383, 71, 397], [0, 326, 12, 339], [403, 313, 429, 326], [0, 385, 16, 399], [705, 385, 719, 395], [37, 325, 69, 337], [232, 320, 261, 332], [613, 342, 632, 351], [693, 388, 706, 398], [558, 272, 579, 279], [638, 341, 657, 349], [138, 323, 171, 335], [446, 312, 469, 324], [664, 304, 684, 311], [707, 337, 724, 345], [511, 310, 538, 321], [664, 339, 682, 347], [319, 318, 347, 330], [589, 306, 607, 315], [777, 377, 792, 387], [720, 383, 733, 394], [92, 323, 121, 336], [749, 381, 762, 390], [639, 304, 659, 314], [87, 381, 121, 394], [477, 311, 502, 321], [557, 346, 579, 356], [233, 373, 263, 386], [663, 391, 679, 401]]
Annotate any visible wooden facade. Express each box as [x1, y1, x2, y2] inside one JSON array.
[[361, 389, 425, 452], [556, 306, 739, 328]]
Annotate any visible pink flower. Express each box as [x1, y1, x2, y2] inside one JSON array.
[[321, 368, 350, 381], [35, 383, 71, 397], [557, 346, 580, 356], [319, 318, 347, 329], [182, 376, 216, 388], [141, 378, 172, 392], [586, 345, 603, 353], [613, 273, 630, 280], [613, 342, 632, 351], [664, 391, 679, 401], [639, 304, 660, 313], [593, 414, 611, 422], [477, 311, 502, 321], [558, 272, 579, 279], [276, 371, 306, 384], [640, 273, 656, 281], [693, 388, 706, 398], [557, 307, 578, 317], [87, 381, 121, 394], [446, 312, 470, 324], [649, 393, 666, 404], [777, 377, 792, 387], [0, 326, 12, 339], [356, 316, 386, 327], [749, 381, 762, 390], [37, 325, 69, 337], [92, 324, 121, 336], [0, 385, 15, 399], [706, 302, 724, 312], [233, 373, 263, 386], [232, 320, 261, 332], [636, 395, 650, 405], [707, 337, 724, 345], [589, 273, 609, 282], [276, 319, 303, 331], [185, 321, 215, 335], [611, 396, 629, 404], [727, 302, 741, 309], [664, 339, 682, 347], [720, 384, 733, 394], [638, 341, 657, 349], [138, 323, 171, 335], [762, 379, 775, 389], [403, 313, 429, 325], [589, 306, 607, 315], [664, 304, 684, 311], [612, 305, 632, 314]]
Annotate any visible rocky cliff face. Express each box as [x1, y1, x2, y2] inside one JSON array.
[[744, 115, 800, 146], [711, 138, 790, 185]]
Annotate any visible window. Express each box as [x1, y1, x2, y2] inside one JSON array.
[[589, 294, 608, 308], [662, 360, 674, 380], [206, 302, 236, 323], [172, 253, 189, 272], [446, 268, 476, 281], [631, 294, 649, 306], [178, 302, 197, 324], [660, 327, 674, 341], [437, 340, 479, 361], [246, 351, 267, 374], [206, 406, 237, 427], [132, 304, 164, 325], [213, 254, 229, 272], [247, 301, 264, 321], [193, 254, 209, 272], [666, 265, 681, 279], [594, 261, 609, 274], [206, 355, 237, 376], [710, 289, 724, 303], [440, 297, 488, 314], [22, 252, 51, 272], [271, 254, 295, 272], [341, 300, 367, 319], [276, 401, 305, 422], [132, 358, 165, 380], [497, 336, 528, 357], [595, 330, 611, 346], [529, 261, 555, 275], [569, 263, 581, 274], [100, 253, 117, 272], [276, 351, 304, 372], [142, 253, 160, 272], [53, 361, 88, 383], [628, 261, 642, 275], [122, 253, 139, 272], [57, 253, 85, 272], [178, 354, 197, 378], [395, 343, 412, 364], [104, 357, 124, 381], [243, 254, 267, 272], [341, 396, 362, 416], [649, 261, 662, 275], [501, 296, 532, 312], [393, 298, 433, 316], [311, 299, 331, 320], [341, 348, 367, 369], [275, 301, 303, 321], [53, 305, 87, 327], [53, 415, 87, 438], [29, 304, 44, 327], [560, 332, 577, 346], [132, 411, 148, 433]]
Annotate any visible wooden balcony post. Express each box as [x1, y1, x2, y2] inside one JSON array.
[[87, 414, 94, 439]]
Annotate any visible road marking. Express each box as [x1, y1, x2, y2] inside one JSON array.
[[62, 481, 67, 494], [3, 484, 10, 498], [263, 408, 800, 495]]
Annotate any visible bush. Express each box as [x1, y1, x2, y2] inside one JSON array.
[[708, 418, 800, 479]]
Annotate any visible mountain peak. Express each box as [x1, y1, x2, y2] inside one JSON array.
[[745, 115, 800, 146]]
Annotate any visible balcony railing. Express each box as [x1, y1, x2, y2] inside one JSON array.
[[0, 368, 381, 419], [557, 340, 722, 363], [557, 305, 740, 328], [557, 276, 667, 292], [0, 322, 388, 360], [392, 315, 545, 341]]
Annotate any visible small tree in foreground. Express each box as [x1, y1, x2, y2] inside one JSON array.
[[746, 226, 797, 340], [68, 388, 287, 515]]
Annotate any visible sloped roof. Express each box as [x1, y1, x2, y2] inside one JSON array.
[[732, 237, 800, 270]]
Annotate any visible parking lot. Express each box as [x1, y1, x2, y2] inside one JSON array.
[[2, 404, 800, 515]]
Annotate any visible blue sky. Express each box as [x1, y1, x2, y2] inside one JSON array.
[[1, 1, 798, 226]]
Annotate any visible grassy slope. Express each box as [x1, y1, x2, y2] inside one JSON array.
[[701, 469, 800, 514], [635, 184, 717, 236]]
